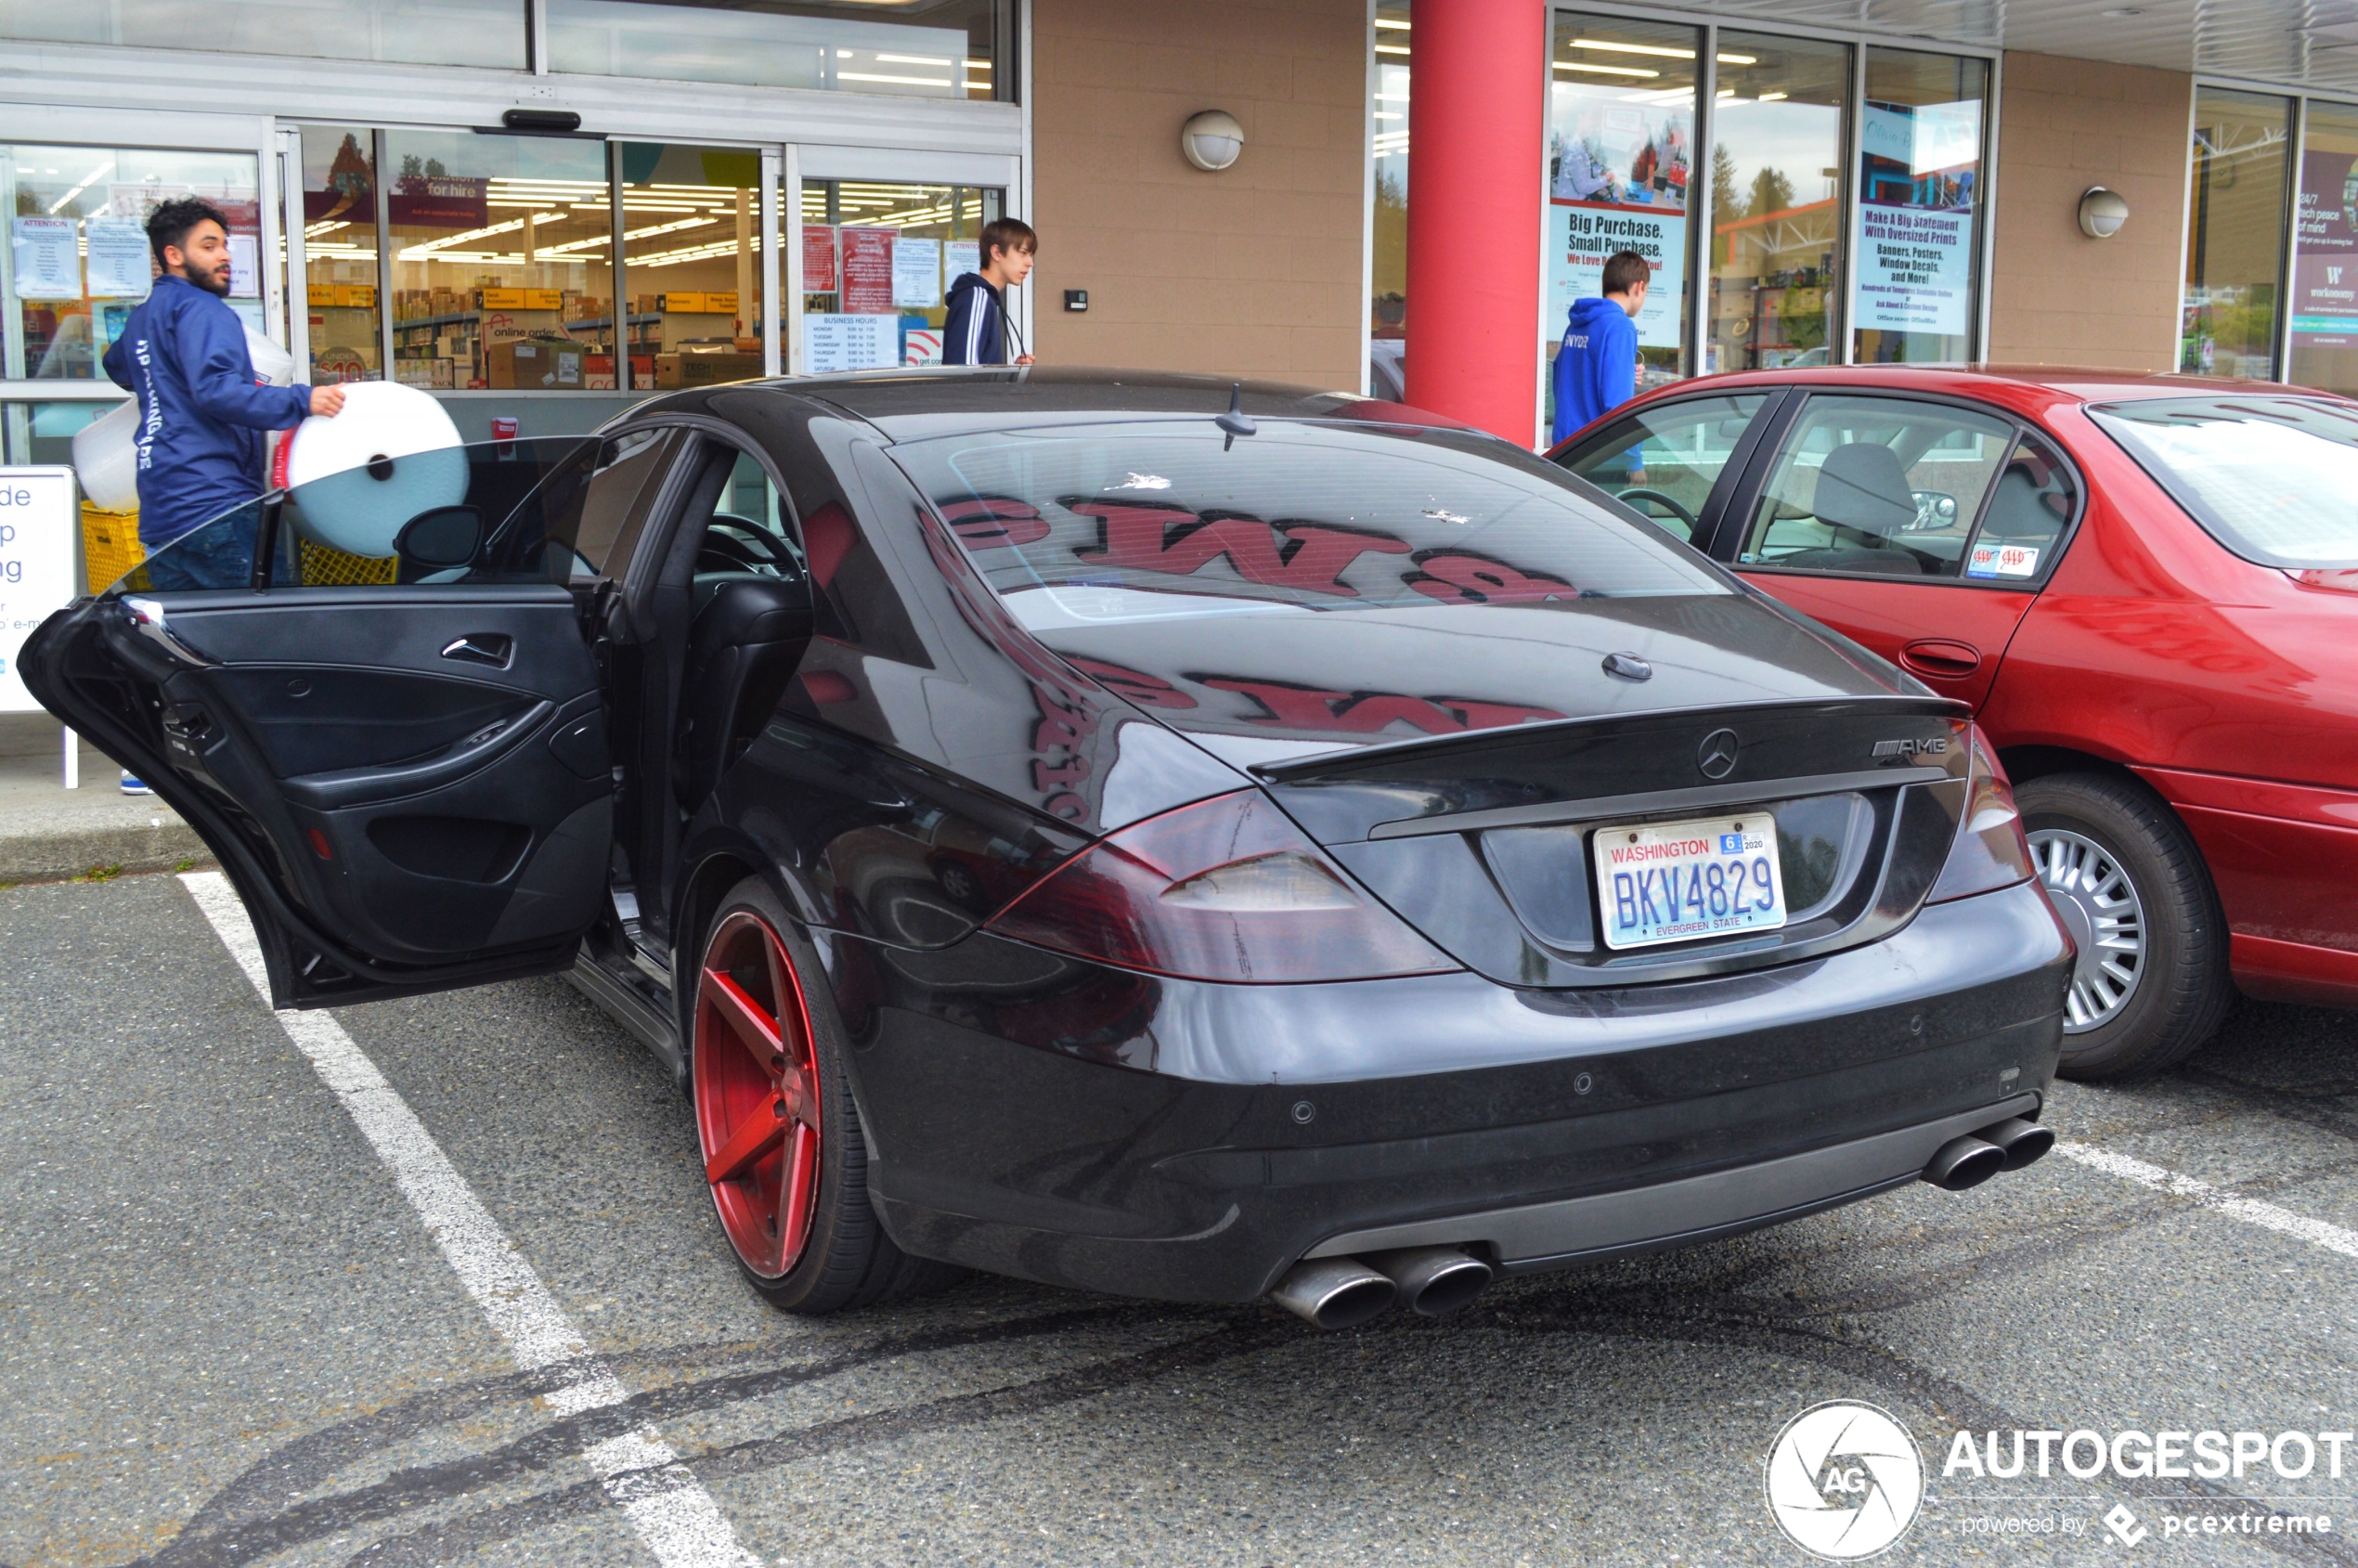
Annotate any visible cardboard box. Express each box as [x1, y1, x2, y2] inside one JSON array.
[[653, 350, 763, 389], [486, 338, 586, 390]]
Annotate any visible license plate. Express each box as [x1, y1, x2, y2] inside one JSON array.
[[1592, 812, 1785, 951]]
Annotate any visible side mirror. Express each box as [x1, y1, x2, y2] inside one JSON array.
[[394, 505, 483, 569]]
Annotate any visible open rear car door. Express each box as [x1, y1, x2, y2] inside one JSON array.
[[21, 434, 642, 1010]]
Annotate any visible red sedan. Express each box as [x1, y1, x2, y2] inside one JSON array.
[[1550, 367, 2358, 1080]]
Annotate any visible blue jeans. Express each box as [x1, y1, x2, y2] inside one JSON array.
[[141, 513, 258, 591]]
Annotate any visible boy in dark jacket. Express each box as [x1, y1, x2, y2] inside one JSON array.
[[941, 217, 1037, 366], [1549, 249, 1651, 446], [101, 198, 342, 590]]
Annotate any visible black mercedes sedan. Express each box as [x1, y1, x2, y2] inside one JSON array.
[[27, 369, 2072, 1329]]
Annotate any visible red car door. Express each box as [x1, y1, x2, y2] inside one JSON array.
[[1727, 392, 2078, 709]]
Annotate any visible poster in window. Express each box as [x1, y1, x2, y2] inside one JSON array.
[[1853, 101, 1979, 336], [2292, 150, 2358, 349], [84, 217, 153, 299], [893, 237, 942, 307], [1544, 97, 1689, 350], [11, 217, 82, 300], [802, 226, 838, 293], [803, 312, 896, 372], [839, 227, 896, 314]]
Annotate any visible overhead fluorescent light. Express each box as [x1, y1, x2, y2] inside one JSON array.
[[1555, 61, 1659, 77], [1376, 43, 1410, 54]]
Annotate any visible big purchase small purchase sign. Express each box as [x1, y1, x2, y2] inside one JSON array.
[[0, 468, 84, 714]]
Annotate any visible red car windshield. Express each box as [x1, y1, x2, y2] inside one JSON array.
[[890, 419, 1727, 629], [2090, 395, 2358, 570]]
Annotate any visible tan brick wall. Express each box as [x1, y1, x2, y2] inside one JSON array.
[[1989, 51, 2190, 371], [1029, 0, 1366, 388]]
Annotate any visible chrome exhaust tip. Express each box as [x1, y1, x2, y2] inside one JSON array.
[[1366, 1246, 1494, 1316], [1269, 1257, 1397, 1329], [1979, 1117, 2055, 1172], [1924, 1134, 2006, 1192]]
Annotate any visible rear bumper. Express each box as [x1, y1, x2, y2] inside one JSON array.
[[849, 881, 2069, 1302], [1308, 1093, 2039, 1272]]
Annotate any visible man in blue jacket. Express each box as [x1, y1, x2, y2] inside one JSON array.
[[941, 217, 1037, 366], [102, 198, 343, 592], [1550, 249, 1651, 447]]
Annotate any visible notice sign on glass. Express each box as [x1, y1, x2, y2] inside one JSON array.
[[802, 226, 838, 294], [2293, 150, 2358, 348], [803, 313, 896, 373], [839, 227, 897, 315], [1853, 101, 1979, 335], [84, 217, 153, 299], [11, 217, 82, 300], [1546, 204, 1687, 350], [893, 237, 942, 308]]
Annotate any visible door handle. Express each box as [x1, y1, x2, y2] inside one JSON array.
[[1899, 639, 1983, 679], [442, 633, 514, 669]]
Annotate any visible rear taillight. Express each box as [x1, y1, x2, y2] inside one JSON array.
[[1926, 724, 2036, 903], [985, 789, 1458, 983]]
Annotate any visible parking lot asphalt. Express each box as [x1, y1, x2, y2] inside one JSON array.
[[3, 871, 2353, 1568]]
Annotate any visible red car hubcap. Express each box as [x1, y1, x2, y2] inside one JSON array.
[[693, 911, 823, 1277]]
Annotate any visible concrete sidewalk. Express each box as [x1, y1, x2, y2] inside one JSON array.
[[0, 714, 212, 884]]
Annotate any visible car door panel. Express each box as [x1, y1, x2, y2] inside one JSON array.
[[33, 580, 611, 1006], [1736, 575, 2035, 707]]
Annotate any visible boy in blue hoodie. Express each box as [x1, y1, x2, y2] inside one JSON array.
[[941, 217, 1036, 366], [1549, 249, 1650, 447]]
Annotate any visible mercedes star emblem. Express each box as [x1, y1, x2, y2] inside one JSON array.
[[1698, 728, 1741, 780]]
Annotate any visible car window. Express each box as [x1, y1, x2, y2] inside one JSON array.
[[1739, 395, 2015, 579], [890, 418, 1729, 630], [1556, 394, 1770, 542], [1962, 431, 2075, 582], [558, 427, 688, 581], [2088, 395, 2358, 569]]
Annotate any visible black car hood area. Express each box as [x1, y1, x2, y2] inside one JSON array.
[[1031, 590, 1909, 773]]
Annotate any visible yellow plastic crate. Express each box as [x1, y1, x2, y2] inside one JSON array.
[[296, 538, 398, 586], [81, 503, 145, 594]]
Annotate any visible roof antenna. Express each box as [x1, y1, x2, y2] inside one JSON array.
[[1215, 382, 1257, 449]]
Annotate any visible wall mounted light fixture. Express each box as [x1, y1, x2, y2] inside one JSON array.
[[1181, 110, 1245, 172], [2078, 186, 2130, 239]]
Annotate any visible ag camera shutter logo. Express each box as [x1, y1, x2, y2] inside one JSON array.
[[1765, 1401, 1924, 1559]]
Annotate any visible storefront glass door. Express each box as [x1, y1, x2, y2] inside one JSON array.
[[796, 178, 1000, 372], [1706, 34, 1850, 373], [617, 143, 766, 394]]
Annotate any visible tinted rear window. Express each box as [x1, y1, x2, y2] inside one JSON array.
[[888, 420, 1727, 628], [2090, 395, 2358, 569]]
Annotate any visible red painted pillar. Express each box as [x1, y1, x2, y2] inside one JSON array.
[[1406, 0, 1546, 444]]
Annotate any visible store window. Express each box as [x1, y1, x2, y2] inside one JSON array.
[[0, 0, 525, 68], [1545, 13, 1699, 395], [2183, 88, 2292, 381], [1370, 0, 1408, 399], [618, 144, 765, 393], [300, 126, 382, 384], [1709, 33, 1850, 373], [1852, 48, 1987, 366], [1, 144, 266, 382], [2289, 100, 2358, 395], [797, 179, 999, 372], [549, 0, 1006, 101], [383, 130, 615, 393]]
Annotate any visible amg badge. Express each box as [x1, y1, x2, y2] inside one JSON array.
[[1872, 736, 1950, 758]]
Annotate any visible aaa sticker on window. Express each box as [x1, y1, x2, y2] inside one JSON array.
[[1968, 541, 2041, 578]]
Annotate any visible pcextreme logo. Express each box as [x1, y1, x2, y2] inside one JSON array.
[[1765, 1401, 1925, 1560]]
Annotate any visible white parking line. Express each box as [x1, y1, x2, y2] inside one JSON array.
[[180, 872, 758, 1568], [2055, 1140, 2358, 1262]]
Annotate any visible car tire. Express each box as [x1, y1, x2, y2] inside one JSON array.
[[691, 875, 964, 1314], [2015, 772, 2231, 1082]]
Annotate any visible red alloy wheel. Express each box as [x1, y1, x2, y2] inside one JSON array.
[[693, 910, 823, 1278]]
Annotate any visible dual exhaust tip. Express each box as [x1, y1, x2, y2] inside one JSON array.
[[1272, 1115, 2058, 1328], [1269, 1246, 1493, 1330], [1923, 1116, 2054, 1191]]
